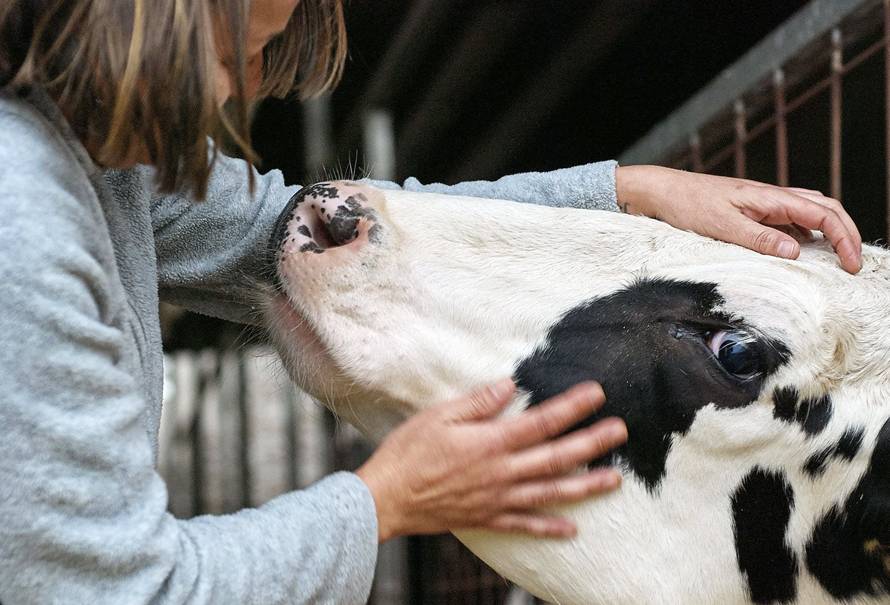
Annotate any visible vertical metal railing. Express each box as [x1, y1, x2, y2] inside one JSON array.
[[884, 0, 890, 238], [619, 0, 889, 242], [773, 69, 790, 188], [831, 28, 843, 200], [733, 100, 747, 179]]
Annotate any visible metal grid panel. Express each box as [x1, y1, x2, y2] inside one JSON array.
[[620, 0, 889, 242]]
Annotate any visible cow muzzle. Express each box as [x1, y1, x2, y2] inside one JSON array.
[[269, 180, 384, 286]]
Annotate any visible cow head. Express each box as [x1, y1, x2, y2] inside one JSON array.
[[264, 180, 890, 604]]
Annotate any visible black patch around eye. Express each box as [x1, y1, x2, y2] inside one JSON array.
[[806, 417, 890, 598], [514, 278, 790, 490], [732, 467, 798, 604]]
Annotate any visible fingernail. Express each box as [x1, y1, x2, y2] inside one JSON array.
[[778, 241, 796, 258]]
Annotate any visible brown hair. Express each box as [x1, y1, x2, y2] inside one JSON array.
[[0, 0, 346, 199]]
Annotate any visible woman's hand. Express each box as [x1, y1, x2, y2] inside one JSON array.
[[615, 165, 863, 274], [355, 380, 626, 543]]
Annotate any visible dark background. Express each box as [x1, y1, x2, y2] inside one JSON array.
[[252, 0, 810, 185]]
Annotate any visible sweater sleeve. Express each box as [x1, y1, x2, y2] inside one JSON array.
[[0, 131, 378, 604], [363, 160, 620, 212], [149, 156, 618, 325], [147, 155, 300, 325]]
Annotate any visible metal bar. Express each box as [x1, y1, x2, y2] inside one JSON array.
[[734, 100, 747, 178], [843, 36, 886, 74], [337, 0, 453, 152], [831, 29, 843, 200], [302, 95, 333, 180], [885, 0, 890, 239], [690, 135, 704, 172], [786, 75, 832, 115], [775, 69, 790, 187], [620, 0, 877, 165], [284, 385, 299, 492], [748, 115, 777, 143], [237, 353, 251, 508], [363, 110, 396, 180]]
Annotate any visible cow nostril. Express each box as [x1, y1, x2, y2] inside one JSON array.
[[301, 199, 362, 250], [324, 210, 360, 246]]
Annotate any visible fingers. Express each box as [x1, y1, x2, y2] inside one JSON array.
[[785, 188, 861, 253], [483, 512, 577, 538], [503, 418, 627, 481], [443, 377, 516, 421], [771, 192, 860, 273], [500, 382, 606, 450], [503, 468, 622, 510], [737, 221, 801, 261], [481, 468, 622, 537], [741, 186, 861, 273]]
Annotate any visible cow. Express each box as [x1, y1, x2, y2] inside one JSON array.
[[263, 180, 890, 605]]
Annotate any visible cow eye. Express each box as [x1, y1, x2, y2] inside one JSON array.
[[707, 330, 762, 378]]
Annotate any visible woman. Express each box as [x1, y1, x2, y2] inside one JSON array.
[[0, 1, 862, 603]]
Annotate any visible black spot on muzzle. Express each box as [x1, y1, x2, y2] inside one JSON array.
[[267, 185, 316, 291]]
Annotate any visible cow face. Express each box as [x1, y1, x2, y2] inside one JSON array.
[[264, 181, 890, 605]]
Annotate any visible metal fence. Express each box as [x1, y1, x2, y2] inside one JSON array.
[[620, 0, 889, 242], [157, 347, 534, 604]]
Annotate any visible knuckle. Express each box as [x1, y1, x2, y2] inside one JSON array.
[[484, 426, 510, 453], [528, 484, 558, 506], [750, 229, 776, 251], [533, 414, 560, 438], [588, 433, 609, 455], [546, 448, 568, 476], [544, 483, 563, 503]]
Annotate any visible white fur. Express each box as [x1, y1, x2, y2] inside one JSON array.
[[265, 185, 890, 604]]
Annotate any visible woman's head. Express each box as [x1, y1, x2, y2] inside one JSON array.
[[0, 0, 346, 198]]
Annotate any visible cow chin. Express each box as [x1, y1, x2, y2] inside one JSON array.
[[264, 290, 417, 442]]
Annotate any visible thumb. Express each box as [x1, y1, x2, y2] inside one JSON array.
[[444, 378, 516, 421], [742, 222, 800, 260]]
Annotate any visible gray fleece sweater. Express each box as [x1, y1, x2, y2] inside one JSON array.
[[0, 86, 618, 605]]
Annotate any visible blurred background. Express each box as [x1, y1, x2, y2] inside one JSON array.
[[158, 1, 889, 602]]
